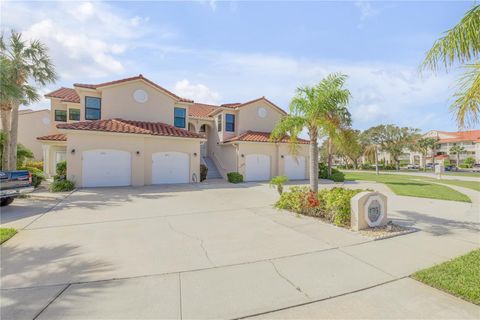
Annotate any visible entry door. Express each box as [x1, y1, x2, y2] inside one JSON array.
[[245, 154, 270, 181], [82, 150, 131, 187], [152, 152, 189, 184], [285, 156, 306, 180]]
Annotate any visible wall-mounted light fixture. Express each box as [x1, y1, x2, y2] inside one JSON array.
[[71, 149, 75, 155], [193, 152, 197, 157], [281, 155, 284, 158], [136, 151, 140, 156], [241, 154, 245, 158]]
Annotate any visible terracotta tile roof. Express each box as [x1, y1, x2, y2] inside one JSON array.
[[74, 74, 193, 103], [56, 118, 204, 139], [221, 103, 242, 108], [37, 133, 67, 141], [189, 103, 219, 118], [438, 130, 480, 143], [44, 87, 80, 103], [224, 131, 309, 144]]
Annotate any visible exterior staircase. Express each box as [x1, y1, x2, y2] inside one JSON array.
[[202, 157, 222, 180]]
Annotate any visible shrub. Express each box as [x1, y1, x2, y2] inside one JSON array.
[[330, 171, 345, 182], [269, 176, 288, 194], [200, 164, 208, 182], [56, 160, 67, 178], [227, 172, 243, 183], [464, 157, 475, 168], [19, 166, 44, 188], [275, 186, 309, 213], [50, 179, 75, 192], [25, 161, 44, 171], [319, 187, 362, 226], [318, 162, 345, 182]]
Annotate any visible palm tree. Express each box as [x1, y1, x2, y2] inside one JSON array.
[[422, 4, 480, 128], [449, 145, 465, 166], [361, 126, 385, 175], [0, 30, 57, 170], [416, 137, 439, 171], [271, 73, 351, 193]]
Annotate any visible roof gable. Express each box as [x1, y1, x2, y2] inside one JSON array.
[[74, 74, 193, 102]]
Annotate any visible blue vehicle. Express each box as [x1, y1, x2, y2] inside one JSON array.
[[0, 170, 34, 206]]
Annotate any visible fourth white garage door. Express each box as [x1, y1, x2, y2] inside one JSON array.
[[285, 155, 306, 180], [245, 154, 271, 181], [82, 150, 131, 187], [152, 152, 189, 184]]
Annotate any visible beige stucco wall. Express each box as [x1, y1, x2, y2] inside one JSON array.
[[65, 131, 201, 187], [237, 100, 284, 133], [7, 109, 52, 160], [98, 80, 190, 126]]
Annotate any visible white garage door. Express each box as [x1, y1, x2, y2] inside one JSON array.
[[82, 150, 131, 187], [245, 154, 270, 181], [152, 152, 189, 184], [285, 155, 306, 180]]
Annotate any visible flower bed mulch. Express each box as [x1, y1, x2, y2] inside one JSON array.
[[359, 222, 418, 240]]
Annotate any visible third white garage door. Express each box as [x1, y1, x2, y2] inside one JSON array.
[[82, 150, 131, 187], [284, 155, 306, 180], [245, 154, 270, 181], [152, 152, 189, 184]]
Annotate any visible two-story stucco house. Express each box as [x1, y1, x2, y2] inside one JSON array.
[[37, 75, 309, 187]]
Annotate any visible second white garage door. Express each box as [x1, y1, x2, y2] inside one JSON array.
[[245, 154, 270, 181], [285, 155, 306, 180], [152, 152, 189, 184], [82, 150, 131, 187]]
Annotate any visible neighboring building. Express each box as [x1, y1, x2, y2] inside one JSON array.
[[355, 129, 480, 167], [422, 129, 480, 165], [37, 74, 309, 187], [0, 109, 51, 160]]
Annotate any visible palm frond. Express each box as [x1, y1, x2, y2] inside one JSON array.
[[422, 4, 480, 72], [451, 62, 480, 128]]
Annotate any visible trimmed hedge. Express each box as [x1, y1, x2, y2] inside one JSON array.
[[50, 179, 75, 192], [227, 172, 244, 183], [318, 163, 345, 182]]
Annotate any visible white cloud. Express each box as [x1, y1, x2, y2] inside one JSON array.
[[202, 52, 455, 129], [174, 79, 221, 104], [354, 1, 380, 28], [2, 1, 153, 79]]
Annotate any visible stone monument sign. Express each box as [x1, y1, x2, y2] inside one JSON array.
[[351, 191, 388, 231]]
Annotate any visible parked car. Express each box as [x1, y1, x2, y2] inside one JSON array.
[[445, 165, 458, 172], [0, 170, 34, 206], [406, 164, 419, 169]]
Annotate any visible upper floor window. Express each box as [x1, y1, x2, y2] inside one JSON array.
[[225, 114, 235, 132], [85, 96, 101, 120], [54, 110, 67, 122], [174, 107, 186, 128], [69, 108, 80, 121], [217, 114, 222, 132]]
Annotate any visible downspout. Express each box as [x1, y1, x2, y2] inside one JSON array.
[[234, 143, 239, 172]]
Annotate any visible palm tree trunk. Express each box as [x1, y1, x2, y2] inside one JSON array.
[[457, 154, 460, 166], [8, 103, 19, 170], [1, 108, 11, 170], [309, 131, 319, 194], [327, 138, 332, 177], [374, 146, 379, 175]]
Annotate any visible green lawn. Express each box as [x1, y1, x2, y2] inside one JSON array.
[[412, 249, 480, 305], [427, 179, 480, 192], [442, 171, 480, 178], [0, 228, 17, 244], [344, 172, 471, 202]]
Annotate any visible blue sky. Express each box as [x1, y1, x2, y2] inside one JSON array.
[[2, 0, 476, 132]]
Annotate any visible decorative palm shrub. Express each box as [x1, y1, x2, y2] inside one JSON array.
[[227, 172, 243, 183], [269, 176, 288, 194]]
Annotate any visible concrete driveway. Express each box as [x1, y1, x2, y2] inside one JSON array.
[[1, 181, 479, 319]]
